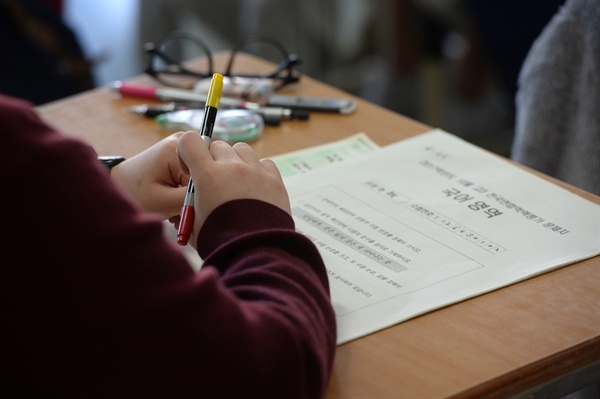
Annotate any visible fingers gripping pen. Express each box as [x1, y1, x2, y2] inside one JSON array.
[[177, 73, 224, 246]]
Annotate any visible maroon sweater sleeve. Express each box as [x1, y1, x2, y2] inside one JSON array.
[[0, 94, 336, 399]]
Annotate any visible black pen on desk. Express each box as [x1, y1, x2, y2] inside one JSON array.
[[177, 73, 224, 246]]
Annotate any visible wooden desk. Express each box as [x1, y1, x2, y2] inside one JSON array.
[[37, 53, 600, 398]]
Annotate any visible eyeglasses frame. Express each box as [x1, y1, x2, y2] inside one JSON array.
[[144, 31, 302, 89]]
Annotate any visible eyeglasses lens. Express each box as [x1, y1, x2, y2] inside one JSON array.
[[148, 36, 211, 89]]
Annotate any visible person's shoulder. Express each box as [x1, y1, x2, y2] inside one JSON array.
[[0, 93, 34, 110], [0, 93, 54, 148], [0, 93, 42, 128], [0, 93, 95, 170]]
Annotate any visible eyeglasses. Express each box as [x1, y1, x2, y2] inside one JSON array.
[[144, 31, 302, 90]]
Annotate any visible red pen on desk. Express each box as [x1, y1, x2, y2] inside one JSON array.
[[177, 73, 224, 246], [112, 81, 253, 109]]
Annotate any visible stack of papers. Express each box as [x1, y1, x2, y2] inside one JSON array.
[[275, 130, 600, 344]]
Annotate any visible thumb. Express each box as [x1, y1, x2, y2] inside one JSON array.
[[177, 131, 211, 176]]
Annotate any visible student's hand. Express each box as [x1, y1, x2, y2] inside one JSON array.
[[110, 132, 190, 219], [176, 131, 291, 240]]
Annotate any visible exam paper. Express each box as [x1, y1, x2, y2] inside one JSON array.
[[283, 129, 600, 344]]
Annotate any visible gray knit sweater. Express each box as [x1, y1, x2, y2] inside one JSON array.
[[511, 0, 600, 195]]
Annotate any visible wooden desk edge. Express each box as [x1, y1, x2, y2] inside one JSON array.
[[452, 336, 600, 398]]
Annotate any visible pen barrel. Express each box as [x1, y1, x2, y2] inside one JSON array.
[[177, 205, 195, 246], [158, 87, 206, 103], [117, 82, 156, 100], [206, 74, 223, 108], [198, 73, 223, 139], [183, 186, 194, 204], [157, 87, 242, 107], [199, 106, 218, 138]]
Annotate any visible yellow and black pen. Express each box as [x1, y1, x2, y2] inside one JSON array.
[[177, 73, 224, 246]]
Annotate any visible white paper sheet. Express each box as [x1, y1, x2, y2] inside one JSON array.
[[283, 129, 600, 344]]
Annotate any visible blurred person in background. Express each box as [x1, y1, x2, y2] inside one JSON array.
[[0, 0, 94, 104], [511, 0, 600, 197]]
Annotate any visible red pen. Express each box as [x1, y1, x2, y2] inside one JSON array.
[[112, 81, 253, 109], [176, 73, 224, 246]]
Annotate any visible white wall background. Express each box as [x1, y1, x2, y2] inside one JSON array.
[[63, 0, 141, 86]]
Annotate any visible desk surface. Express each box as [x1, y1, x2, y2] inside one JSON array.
[[37, 53, 600, 398]]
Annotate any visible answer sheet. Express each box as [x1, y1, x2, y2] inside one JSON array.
[[271, 132, 379, 178], [283, 129, 600, 344]]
